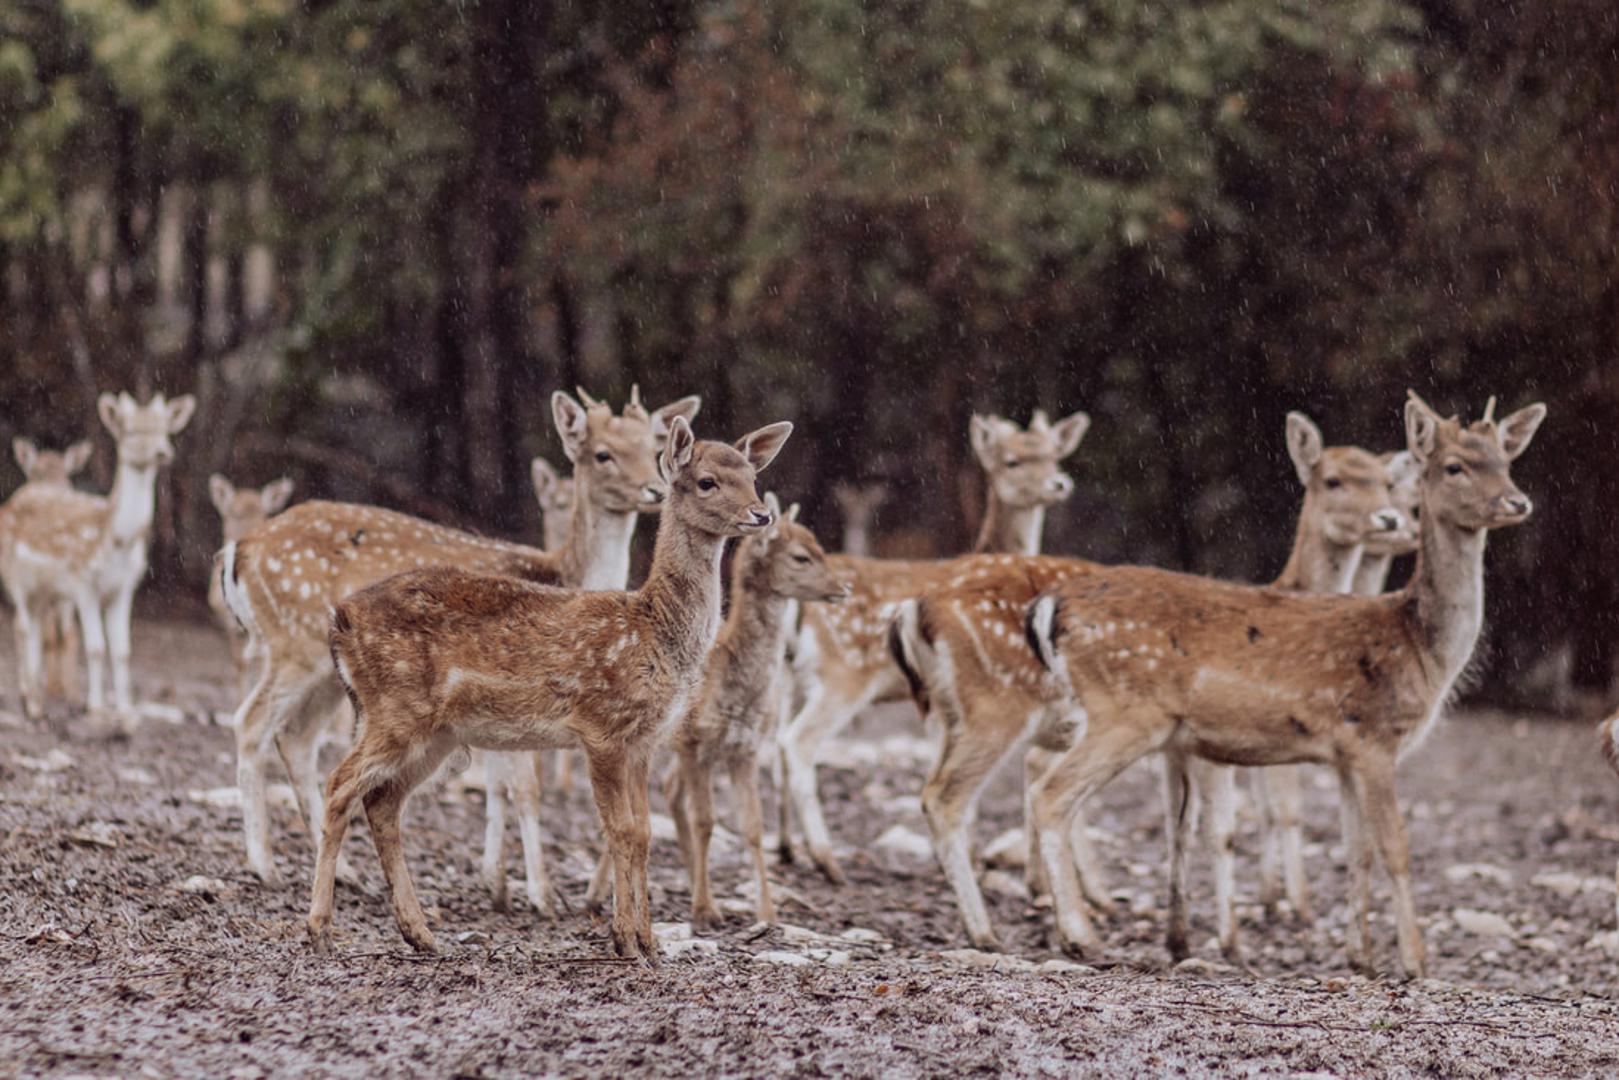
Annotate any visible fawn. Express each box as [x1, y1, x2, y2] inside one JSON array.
[[222, 387, 698, 885], [9, 436, 93, 705], [207, 475, 296, 697], [1, 393, 195, 726], [1023, 393, 1544, 977], [310, 416, 792, 961], [778, 409, 1090, 882], [665, 493, 849, 927]]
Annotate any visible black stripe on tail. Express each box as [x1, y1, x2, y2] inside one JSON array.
[[1025, 593, 1063, 672], [887, 600, 931, 712]]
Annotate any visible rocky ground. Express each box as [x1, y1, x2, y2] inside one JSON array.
[[2, 618, 1618, 1077]]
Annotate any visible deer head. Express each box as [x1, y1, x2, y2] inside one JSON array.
[[554, 388, 701, 514], [1363, 450, 1422, 557], [746, 493, 850, 603], [12, 438, 92, 487], [1285, 412, 1406, 546], [1405, 391, 1545, 531], [660, 416, 791, 539], [209, 475, 296, 542], [530, 457, 576, 520], [970, 408, 1089, 508], [97, 392, 196, 470]]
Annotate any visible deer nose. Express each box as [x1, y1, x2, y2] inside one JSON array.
[[1370, 509, 1405, 534], [640, 483, 667, 505], [1047, 474, 1074, 497], [1498, 492, 1532, 518], [748, 506, 774, 528]]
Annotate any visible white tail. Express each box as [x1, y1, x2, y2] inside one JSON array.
[[308, 417, 792, 962], [1, 392, 195, 725]]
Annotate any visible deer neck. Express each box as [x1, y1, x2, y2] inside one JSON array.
[[105, 458, 159, 547], [1273, 499, 1360, 595], [558, 478, 638, 591], [841, 521, 871, 558], [718, 555, 792, 676], [1407, 503, 1488, 687], [974, 491, 1044, 556], [1352, 552, 1395, 597], [636, 516, 727, 664]]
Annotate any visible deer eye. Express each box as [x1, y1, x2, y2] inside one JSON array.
[[1004, 459, 1021, 469], [697, 477, 718, 491], [594, 450, 612, 464], [1444, 462, 1464, 476], [1324, 477, 1342, 490], [792, 554, 811, 565]]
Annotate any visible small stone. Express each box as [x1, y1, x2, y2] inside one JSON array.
[[14, 749, 75, 773], [116, 765, 159, 785], [981, 870, 1030, 902], [839, 928, 888, 946], [1444, 863, 1513, 887], [653, 922, 693, 943], [981, 829, 1027, 870], [1586, 931, 1619, 957], [662, 937, 720, 959], [1525, 936, 1560, 954], [1173, 957, 1231, 976], [173, 876, 231, 895], [874, 825, 933, 861], [66, 822, 120, 849], [454, 930, 490, 945], [1037, 959, 1094, 975], [752, 950, 812, 967], [806, 947, 852, 968], [939, 948, 1036, 973], [1452, 908, 1515, 938]]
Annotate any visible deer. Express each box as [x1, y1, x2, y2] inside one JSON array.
[[664, 493, 849, 928], [777, 408, 1090, 882], [1352, 450, 1422, 595], [1, 393, 196, 727], [10, 436, 93, 705], [831, 481, 888, 558], [220, 387, 699, 888], [531, 457, 576, 552], [207, 475, 296, 697], [1602, 712, 1619, 928], [1020, 394, 1544, 978], [890, 413, 1408, 955], [309, 416, 793, 962]]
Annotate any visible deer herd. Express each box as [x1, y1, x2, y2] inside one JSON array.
[[2, 384, 1614, 980]]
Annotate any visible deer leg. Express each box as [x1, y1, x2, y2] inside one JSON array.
[[663, 758, 693, 877], [104, 585, 135, 721], [72, 591, 106, 717], [307, 751, 369, 954], [780, 679, 876, 884], [1028, 745, 1114, 916], [234, 664, 322, 885], [1336, 762, 1374, 973], [584, 751, 646, 963], [625, 753, 657, 959], [685, 752, 721, 929], [511, 751, 555, 919], [1194, 760, 1242, 964], [1162, 750, 1196, 962], [12, 598, 45, 720], [553, 749, 576, 796], [1356, 763, 1425, 980], [1261, 764, 1312, 924], [729, 752, 775, 926], [364, 762, 444, 955], [922, 693, 1014, 950], [1033, 717, 1165, 959], [481, 754, 511, 911], [279, 678, 348, 877]]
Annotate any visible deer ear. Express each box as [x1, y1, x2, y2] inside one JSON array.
[[98, 393, 122, 436], [531, 457, 562, 501], [969, 414, 1004, 469], [209, 474, 235, 515], [762, 492, 784, 538], [551, 391, 590, 463], [736, 421, 793, 474], [1382, 450, 1419, 486], [1496, 402, 1546, 460], [660, 415, 696, 482], [64, 440, 93, 474], [652, 395, 702, 440], [1404, 393, 1442, 463], [261, 478, 295, 515], [785, 501, 801, 525], [1051, 410, 1091, 459], [1285, 412, 1324, 485], [165, 395, 197, 434], [12, 438, 37, 475]]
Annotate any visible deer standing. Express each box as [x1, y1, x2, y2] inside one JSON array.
[[221, 388, 698, 887], [831, 481, 888, 558], [1, 393, 195, 726], [309, 416, 792, 961], [1022, 394, 1544, 977], [891, 413, 1407, 954], [10, 437, 93, 704], [531, 457, 576, 552], [778, 409, 1090, 882], [665, 494, 849, 927], [207, 475, 296, 697]]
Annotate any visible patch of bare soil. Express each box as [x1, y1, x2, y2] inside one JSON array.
[[2, 619, 1618, 1077]]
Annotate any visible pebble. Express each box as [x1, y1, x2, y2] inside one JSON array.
[[981, 869, 1031, 902], [839, 928, 889, 946], [1444, 863, 1514, 887], [172, 875, 231, 895], [14, 749, 75, 773], [752, 950, 813, 967], [981, 829, 1027, 869], [874, 825, 934, 861], [662, 938, 720, 959], [1037, 959, 1094, 976], [939, 948, 1037, 973], [1452, 908, 1515, 938], [116, 765, 159, 785]]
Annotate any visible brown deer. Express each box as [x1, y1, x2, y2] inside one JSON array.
[[207, 475, 296, 696], [10, 437, 93, 705], [891, 413, 1407, 954], [664, 493, 849, 927], [1602, 713, 1619, 928], [831, 481, 888, 558], [1, 393, 195, 726], [778, 408, 1090, 882], [221, 388, 698, 886], [309, 416, 792, 962], [531, 457, 576, 552], [1022, 394, 1544, 978], [1351, 450, 1422, 595]]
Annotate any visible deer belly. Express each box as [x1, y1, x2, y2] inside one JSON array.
[[1176, 707, 1333, 768]]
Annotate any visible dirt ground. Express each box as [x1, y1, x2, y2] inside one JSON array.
[[2, 619, 1619, 1078]]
